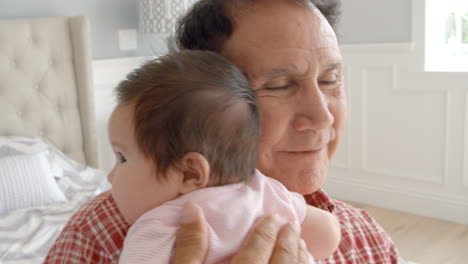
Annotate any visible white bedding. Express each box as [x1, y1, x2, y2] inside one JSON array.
[[0, 137, 109, 263]]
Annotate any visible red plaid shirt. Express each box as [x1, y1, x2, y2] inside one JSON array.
[[44, 190, 398, 264]]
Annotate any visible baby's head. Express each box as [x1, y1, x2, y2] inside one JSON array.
[[107, 50, 260, 224]]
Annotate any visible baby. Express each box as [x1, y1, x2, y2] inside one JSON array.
[[107, 50, 341, 264]]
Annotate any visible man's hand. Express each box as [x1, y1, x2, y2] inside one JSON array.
[[172, 202, 208, 264], [232, 215, 309, 264], [172, 203, 309, 264]]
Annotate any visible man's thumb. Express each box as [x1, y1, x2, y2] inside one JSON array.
[[172, 202, 208, 264]]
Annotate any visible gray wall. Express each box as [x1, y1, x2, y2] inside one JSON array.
[[0, 0, 412, 58], [338, 0, 412, 44], [0, 0, 158, 59]]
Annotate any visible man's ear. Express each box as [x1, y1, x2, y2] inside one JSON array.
[[178, 152, 210, 194]]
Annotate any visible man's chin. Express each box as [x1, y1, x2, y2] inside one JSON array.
[[257, 161, 327, 194], [283, 174, 325, 195], [291, 185, 322, 196]]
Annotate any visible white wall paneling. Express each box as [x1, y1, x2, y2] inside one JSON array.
[[326, 175, 468, 225], [465, 91, 468, 188], [93, 56, 152, 173], [326, 43, 468, 224], [331, 65, 352, 170], [361, 65, 449, 184]]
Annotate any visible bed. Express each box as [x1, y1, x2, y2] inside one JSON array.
[[0, 16, 108, 263]]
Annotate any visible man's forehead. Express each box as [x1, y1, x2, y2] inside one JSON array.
[[225, 1, 336, 53], [222, 0, 342, 82]]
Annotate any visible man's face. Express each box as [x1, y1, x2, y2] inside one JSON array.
[[222, 0, 347, 194]]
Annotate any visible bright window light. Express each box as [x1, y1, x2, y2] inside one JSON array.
[[425, 0, 468, 71]]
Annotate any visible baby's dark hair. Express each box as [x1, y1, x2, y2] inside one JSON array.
[[115, 50, 260, 185]]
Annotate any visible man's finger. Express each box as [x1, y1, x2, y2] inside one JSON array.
[[231, 214, 282, 264], [298, 239, 311, 264], [269, 221, 302, 264], [172, 202, 208, 264]]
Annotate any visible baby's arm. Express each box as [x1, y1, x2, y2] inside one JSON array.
[[300, 205, 341, 260]]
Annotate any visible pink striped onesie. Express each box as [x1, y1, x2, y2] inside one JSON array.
[[119, 169, 313, 264]]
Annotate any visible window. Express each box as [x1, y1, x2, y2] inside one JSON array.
[[425, 0, 468, 71]]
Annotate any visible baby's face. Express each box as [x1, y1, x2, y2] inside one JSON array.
[[107, 103, 181, 224]]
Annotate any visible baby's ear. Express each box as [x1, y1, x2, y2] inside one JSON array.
[[178, 152, 210, 194]]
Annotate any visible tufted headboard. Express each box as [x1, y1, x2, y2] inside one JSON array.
[[0, 16, 99, 168]]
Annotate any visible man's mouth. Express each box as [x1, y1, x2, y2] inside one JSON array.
[[282, 147, 325, 154]]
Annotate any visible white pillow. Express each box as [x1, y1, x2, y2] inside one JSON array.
[[0, 136, 107, 201], [0, 136, 64, 179], [0, 151, 67, 214]]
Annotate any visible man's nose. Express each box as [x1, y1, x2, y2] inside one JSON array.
[[293, 82, 334, 132]]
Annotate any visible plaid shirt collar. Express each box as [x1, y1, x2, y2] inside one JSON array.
[[304, 189, 336, 213]]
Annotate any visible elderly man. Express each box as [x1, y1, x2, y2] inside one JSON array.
[[175, 0, 399, 263], [45, 0, 399, 263]]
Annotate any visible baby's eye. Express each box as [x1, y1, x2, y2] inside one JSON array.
[[117, 152, 127, 163]]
